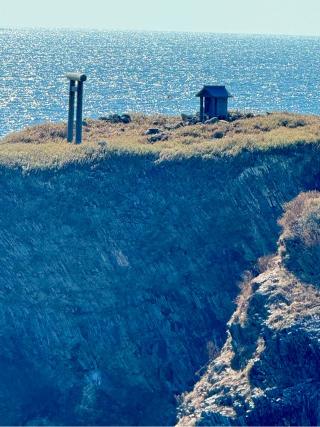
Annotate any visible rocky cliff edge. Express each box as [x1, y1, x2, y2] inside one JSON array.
[[178, 192, 320, 426]]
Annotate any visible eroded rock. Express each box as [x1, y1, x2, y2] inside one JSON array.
[[177, 192, 320, 426]]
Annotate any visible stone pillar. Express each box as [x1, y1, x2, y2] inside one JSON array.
[[65, 73, 87, 144], [75, 81, 84, 144], [67, 80, 76, 142]]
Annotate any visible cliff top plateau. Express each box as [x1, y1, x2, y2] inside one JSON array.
[[1, 112, 320, 169]]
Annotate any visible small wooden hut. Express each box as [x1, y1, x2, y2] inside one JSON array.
[[196, 85, 232, 121]]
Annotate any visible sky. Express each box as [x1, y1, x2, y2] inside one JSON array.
[[2, 0, 320, 36]]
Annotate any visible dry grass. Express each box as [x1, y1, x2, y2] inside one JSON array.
[[231, 272, 254, 326], [278, 191, 320, 286], [266, 269, 320, 329], [279, 191, 320, 246], [1, 112, 320, 169]]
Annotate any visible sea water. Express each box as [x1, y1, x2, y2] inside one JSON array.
[[1, 28, 320, 137]]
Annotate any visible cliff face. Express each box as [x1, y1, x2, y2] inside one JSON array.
[[178, 193, 320, 426], [0, 144, 319, 425]]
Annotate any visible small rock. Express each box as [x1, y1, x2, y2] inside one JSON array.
[[147, 133, 168, 143], [145, 128, 160, 135], [228, 111, 255, 121], [120, 114, 131, 124], [99, 113, 131, 124], [97, 141, 108, 147], [181, 113, 201, 125], [204, 117, 218, 125], [101, 114, 121, 123], [173, 121, 184, 129], [212, 131, 224, 139], [164, 122, 184, 130], [228, 112, 242, 122]]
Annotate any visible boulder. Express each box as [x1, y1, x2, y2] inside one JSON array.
[[212, 131, 224, 139], [181, 113, 201, 125]]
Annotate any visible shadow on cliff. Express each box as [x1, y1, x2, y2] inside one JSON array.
[[0, 146, 320, 425]]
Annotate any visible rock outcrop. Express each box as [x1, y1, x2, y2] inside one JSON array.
[[178, 192, 320, 426], [0, 126, 319, 424]]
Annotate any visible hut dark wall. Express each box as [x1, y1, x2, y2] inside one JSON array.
[[204, 98, 215, 117], [216, 98, 228, 118], [204, 97, 228, 119]]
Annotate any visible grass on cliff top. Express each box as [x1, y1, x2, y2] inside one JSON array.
[[1, 112, 320, 169]]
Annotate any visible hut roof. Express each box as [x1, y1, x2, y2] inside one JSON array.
[[196, 85, 232, 98]]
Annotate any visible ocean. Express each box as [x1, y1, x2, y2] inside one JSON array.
[[1, 28, 320, 137]]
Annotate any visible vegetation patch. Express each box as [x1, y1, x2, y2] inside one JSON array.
[[279, 191, 320, 285], [1, 112, 320, 169]]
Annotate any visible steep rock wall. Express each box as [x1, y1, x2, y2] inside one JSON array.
[[0, 144, 319, 425], [177, 191, 320, 426]]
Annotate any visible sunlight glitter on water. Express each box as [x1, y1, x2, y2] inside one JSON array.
[[1, 29, 320, 136]]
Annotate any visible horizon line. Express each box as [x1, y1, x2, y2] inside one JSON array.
[[1, 26, 320, 39]]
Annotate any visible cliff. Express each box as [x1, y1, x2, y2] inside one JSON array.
[[177, 192, 320, 426], [0, 113, 319, 425]]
